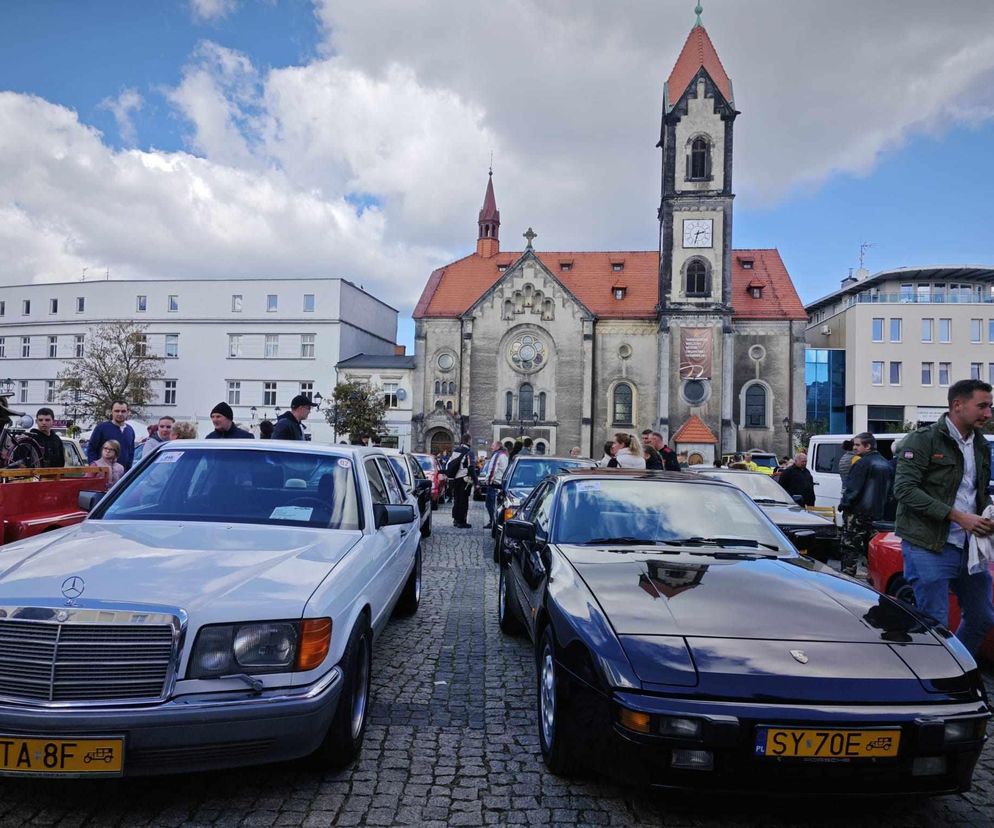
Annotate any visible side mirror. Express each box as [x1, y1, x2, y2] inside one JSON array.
[[788, 529, 815, 550], [792, 494, 805, 506], [504, 518, 536, 543], [374, 503, 416, 529], [78, 491, 104, 513], [415, 479, 432, 495]]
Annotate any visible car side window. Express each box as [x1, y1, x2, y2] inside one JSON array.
[[527, 482, 555, 539], [409, 457, 426, 481], [376, 457, 407, 505], [365, 459, 390, 505]]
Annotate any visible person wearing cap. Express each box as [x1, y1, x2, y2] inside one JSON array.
[[205, 402, 254, 439], [272, 395, 313, 441]]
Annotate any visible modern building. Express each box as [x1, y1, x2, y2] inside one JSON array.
[[0, 277, 399, 440], [804, 266, 994, 432], [411, 10, 807, 461], [335, 352, 416, 450]]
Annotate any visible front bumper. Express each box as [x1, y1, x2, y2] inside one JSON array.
[[0, 668, 343, 777], [566, 675, 989, 795]]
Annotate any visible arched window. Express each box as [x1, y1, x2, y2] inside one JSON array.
[[538, 392, 547, 421], [686, 260, 709, 297], [505, 392, 514, 421], [448, 381, 456, 395], [435, 399, 444, 409], [518, 383, 534, 419], [689, 136, 711, 180], [445, 400, 453, 411], [745, 384, 767, 428], [612, 383, 633, 426], [434, 380, 441, 395]]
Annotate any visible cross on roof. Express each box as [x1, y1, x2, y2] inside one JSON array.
[[523, 227, 537, 249]]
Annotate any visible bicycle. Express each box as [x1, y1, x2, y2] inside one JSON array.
[[0, 424, 44, 470]]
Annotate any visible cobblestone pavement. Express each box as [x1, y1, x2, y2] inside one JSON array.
[[1, 500, 992, 827]]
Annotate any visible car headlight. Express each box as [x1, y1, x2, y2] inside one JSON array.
[[189, 618, 331, 678], [944, 718, 986, 743]]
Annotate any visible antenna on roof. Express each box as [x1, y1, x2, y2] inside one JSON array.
[[81, 267, 88, 282], [489, 150, 494, 175], [858, 241, 874, 270]]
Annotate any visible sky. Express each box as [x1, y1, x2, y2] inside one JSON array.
[[2, 0, 994, 353]]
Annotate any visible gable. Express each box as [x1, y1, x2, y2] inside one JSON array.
[[664, 25, 734, 114]]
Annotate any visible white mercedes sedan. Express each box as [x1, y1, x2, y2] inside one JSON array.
[[0, 441, 422, 777]]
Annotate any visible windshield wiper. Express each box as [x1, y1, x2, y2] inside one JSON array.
[[584, 537, 662, 546], [670, 536, 781, 553], [752, 497, 792, 506]]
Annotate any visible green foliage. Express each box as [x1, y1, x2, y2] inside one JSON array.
[[56, 321, 164, 425], [326, 381, 387, 444], [794, 418, 827, 453]]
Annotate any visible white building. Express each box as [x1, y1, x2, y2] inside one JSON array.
[[335, 353, 416, 450], [0, 277, 399, 440]]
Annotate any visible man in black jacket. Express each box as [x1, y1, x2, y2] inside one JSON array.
[[205, 402, 254, 439], [839, 432, 894, 576], [778, 453, 815, 506], [449, 433, 477, 528], [30, 407, 65, 468], [272, 395, 312, 441]]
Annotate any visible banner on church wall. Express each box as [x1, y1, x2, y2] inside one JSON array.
[[679, 328, 712, 380]]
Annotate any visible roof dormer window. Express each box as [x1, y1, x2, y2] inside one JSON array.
[[611, 263, 624, 272], [747, 279, 765, 299], [739, 257, 755, 270], [560, 263, 572, 272], [613, 286, 627, 300], [497, 264, 508, 272]]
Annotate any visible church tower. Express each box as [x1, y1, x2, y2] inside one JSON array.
[[477, 170, 500, 258], [656, 3, 739, 453]]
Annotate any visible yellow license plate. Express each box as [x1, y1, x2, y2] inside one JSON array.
[[0, 736, 124, 775], [758, 728, 900, 759]]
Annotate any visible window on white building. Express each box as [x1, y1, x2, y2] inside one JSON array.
[[300, 334, 315, 358], [889, 318, 901, 342], [989, 319, 994, 342], [19, 380, 28, 403], [939, 362, 951, 386], [921, 362, 933, 385], [232, 294, 243, 312], [263, 381, 277, 406], [164, 380, 177, 405], [168, 295, 179, 312], [75, 296, 85, 313], [134, 334, 148, 357], [871, 361, 883, 385], [21, 337, 30, 358], [990, 364, 994, 386], [971, 362, 983, 380], [75, 335, 84, 358], [45, 380, 56, 403], [0, 338, 5, 359], [267, 294, 278, 312], [49, 298, 58, 314], [921, 318, 933, 342], [0, 300, 5, 316], [303, 294, 315, 312], [939, 318, 951, 343], [136, 295, 147, 312], [228, 335, 242, 358], [871, 318, 883, 342], [22, 300, 30, 315], [383, 382, 399, 408], [165, 334, 178, 358], [299, 382, 313, 400], [889, 362, 902, 385], [227, 381, 241, 405], [970, 319, 982, 343], [264, 335, 279, 358], [48, 336, 58, 358]]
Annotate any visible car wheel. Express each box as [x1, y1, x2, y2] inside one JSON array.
[[395, 545, 422, 615], [431, 497, 438, 511], [888, 574, 917, 607], [421, 509, 432, 538], [537, 625, 581, 777], [498, 565, 524, 635], [309, 617, 372, 769], [492, 527, 503, 563]]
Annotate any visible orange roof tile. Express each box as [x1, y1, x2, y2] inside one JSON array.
[[413, 248, 806, 322], [666, 25, 733, 110], [671, 415, 717, 445]]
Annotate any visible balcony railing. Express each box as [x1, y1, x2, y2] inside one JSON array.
[[850, 292, 994, 305]]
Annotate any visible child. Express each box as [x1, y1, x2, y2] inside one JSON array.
[[92, 439, 125, 484]]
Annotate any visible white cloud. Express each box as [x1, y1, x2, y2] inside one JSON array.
[[99, 88, 143, 146], [188, 0, 237, 24]]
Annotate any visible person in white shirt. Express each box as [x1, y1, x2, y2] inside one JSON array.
[[612, 432, 646, 469], [483, 441, 510, 529]]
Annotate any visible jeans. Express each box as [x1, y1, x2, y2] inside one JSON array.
[[485, 484, 499, 525], [901, 539, 994, 657]]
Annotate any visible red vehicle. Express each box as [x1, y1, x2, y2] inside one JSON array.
[[867, 526, 994, 661], [412, 453, 447, 510], [1, 468, 110, 545]]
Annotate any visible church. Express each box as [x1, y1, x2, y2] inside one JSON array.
[[411, 9, 807, 462]]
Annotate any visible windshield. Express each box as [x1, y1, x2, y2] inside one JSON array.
[[507, 459, 593, 490], [750, 455, 778, 470], [414, 455, 435, 472], [554, 478, 791, 552], [697, 471, 793, 503], [98, 448, 362, 530]]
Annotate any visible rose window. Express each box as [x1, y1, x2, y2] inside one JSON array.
[[508, 334, 546, 372]]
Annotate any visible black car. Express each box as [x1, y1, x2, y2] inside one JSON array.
[[384, 450, 434, 538], [491, 454, 597, 558], [691, 468, 839, 561], [497, 469, 989, 795]]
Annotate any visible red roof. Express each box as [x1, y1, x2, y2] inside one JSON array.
[[479, 173, 499, 222], [666, 25, 733, 109], [413, 248, 806, 322], [671, 415, 717, 445]]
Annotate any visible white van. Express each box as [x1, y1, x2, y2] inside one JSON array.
[[808, 431, 994, 510]]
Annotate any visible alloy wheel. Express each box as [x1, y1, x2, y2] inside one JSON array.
[[540, 645, 556, 748], [350, 634, 370, 741]]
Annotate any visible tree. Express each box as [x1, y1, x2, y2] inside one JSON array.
[[794, 419, 828, 453], [56, 321, 164, 425], [326, 380, 387, 444]]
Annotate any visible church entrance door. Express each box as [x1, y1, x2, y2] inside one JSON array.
[[429, 429, 454, 456]]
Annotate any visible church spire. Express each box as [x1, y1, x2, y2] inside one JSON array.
[[476, 168, 500, 258], [663, 10, 733, 113], [694, 2, 703, 27]]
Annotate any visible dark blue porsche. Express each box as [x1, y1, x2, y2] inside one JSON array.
[[496, 469, 990, 795]]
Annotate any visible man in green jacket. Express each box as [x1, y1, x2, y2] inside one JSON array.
[[894, 379, 994, 656]]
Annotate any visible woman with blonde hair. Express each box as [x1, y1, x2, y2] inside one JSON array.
[[612, 432, 646, 469], [91, 439, 125, 484], [172, 421, 198, 439]]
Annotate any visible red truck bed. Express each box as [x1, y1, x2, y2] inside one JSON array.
[[1, 470, 109, 545]]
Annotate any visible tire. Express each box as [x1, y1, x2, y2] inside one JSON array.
[[7, 439, 42, 470], [888, 574, 917, 607], [395, 545, 422, 615], [492, 528, 503, 563], [421, 509, 432, 538], [537, 625, 581, 777], [308, 617, 372, 770], [431, 497, 439, 511], [498, 565, 524, 635]]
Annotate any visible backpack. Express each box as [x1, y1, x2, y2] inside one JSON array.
[[446, 447, 468, 477]]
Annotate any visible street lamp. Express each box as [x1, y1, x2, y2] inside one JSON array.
[[250, 406, 257, 420], [313, 392, 323, 410], [508, 411, 540, 436], [782, 417, 791, 434], [0, 378, 12, 395]]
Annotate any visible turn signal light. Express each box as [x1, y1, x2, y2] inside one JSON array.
[[296, 618, 332, 671], [618, 707, 652, 734], [503, 507, 516, 521]]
